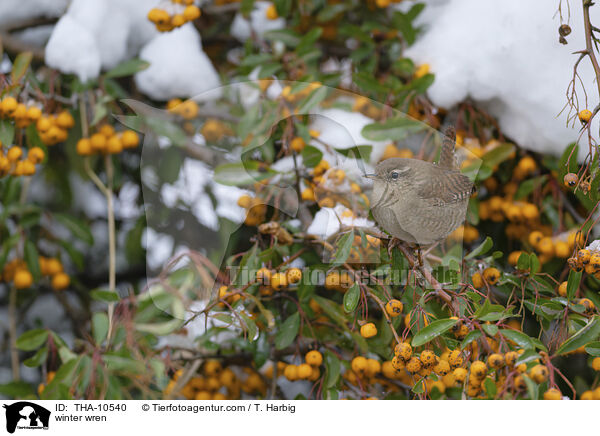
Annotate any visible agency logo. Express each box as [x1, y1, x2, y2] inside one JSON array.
[[2, 402, 51, 434]]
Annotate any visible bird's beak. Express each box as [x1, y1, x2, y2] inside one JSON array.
[[363, 173, 377, 179]]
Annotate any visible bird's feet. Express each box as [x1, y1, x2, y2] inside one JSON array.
[[387, 237, 402, 259]]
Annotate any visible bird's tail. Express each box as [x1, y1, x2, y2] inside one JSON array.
[[439, 126, 457, 170]]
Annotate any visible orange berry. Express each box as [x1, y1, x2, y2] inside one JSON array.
[[360, 322, 377, 338]]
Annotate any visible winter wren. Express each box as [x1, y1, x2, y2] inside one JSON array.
[[366, 127, 475, 245]]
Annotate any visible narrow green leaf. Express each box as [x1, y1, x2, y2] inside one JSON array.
[[481, 143, 515, 168], [460, 330, 482, 349], [213, 161, 278, 186], [500, 329, 534, 349], [92, 312, 109, 345], [584, 341, 600, 356], [104, 59, 149, 79], [555, 316, 600, 355], [324, 350, 341, 389], [465, 236, 493, 259], [301, 145, 323, 168], [16, 329, 48, 351], [24, 346, 48, 368], [54, 213, 94, 245], [361, 117, 426, 142], [240, 312, 258, 342], [90, 289, 120, 303], [24, 240, 41, 281], [343, 283, 360, 313], [275, 311, 300, 349], [411, 318, 458, 347], [566, 270, 582, 301], [332, 232, 354, 266], [0, 119, 15, 147], [11, 51, 33, 83]]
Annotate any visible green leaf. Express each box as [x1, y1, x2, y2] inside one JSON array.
[[566, 270, 582, 301], [499, 329, 534, 350], [522, 374, 538, 400], [412, 378, 425, 394], [517, 252, 530, 271], [296, 86, 328, 113], [529, 253, 540, 274], [0, 119, 15, 146], [323, 350, 341, 389], [24, 240, 41, 281], [555, 316, 600, 355], [514, 175, 547, 200], [361, 117, 426, 142], [16, 329, 48, 351], [460, 330, 482, 349], [343, 283, 360, 313], [104, 59, 149, 79], [92, 312, 109, 345], [263, 29, 301, 47], [54, 213, 94, 245], [335, 145, 372, 162], [584, 341, 600, 356], [332, 232, 354, 266], [0, 381, 34, 398], [483, 377, 497, 399], [465, 236, 493, 259], [481, 323, 498, 337], [103, 353, 145, 373], [24, 346, 48, 368], [301, 145, 323, 168], [275, 311, 300, 349], [240, 312, 258, 342], [411, 318, 458, 347], [90, 289, 120, 303], [213, 161, 278, 186], [313, 295, 349, 328], [481, 143, 515, 168], [146, 116, 187, 147], [11, 51, 33, 83]]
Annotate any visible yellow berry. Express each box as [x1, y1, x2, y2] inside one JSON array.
[[351, 356, 367, 374], [305, 350, 323, 367], [265, 4, 278, 19], [579, 109, 592, 123], [121, 130, 139, 148], [14, 269, 33, 289], [290, 136, 305, 152], [360, 322, 377, 338], [51, 272, 70, 291], [285, 268, 302, 284], [385, 299, 403, 317], [270, 272, 287, 291], [543, 388, 562, 400], [183, 5, 201, 21], [483, 267, 500, 285]]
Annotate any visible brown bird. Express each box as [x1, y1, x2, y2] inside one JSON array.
[[366, 127, 474, 246]]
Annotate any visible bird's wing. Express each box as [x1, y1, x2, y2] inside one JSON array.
[[438, 126, 457, 170], [417, 170, 474, 206]]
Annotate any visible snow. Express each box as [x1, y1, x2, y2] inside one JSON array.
[[45, 15, 101, 83], [587, 239, 600, 252], [309, 108, 388, 163], [307, 205, 376, 239], [405, 0, 599, 158], [0, 0, 68, 28], [231, 1, 285, 41], [135, 24, 222, 100]]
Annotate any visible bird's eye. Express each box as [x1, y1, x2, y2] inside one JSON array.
[[391, 171, 399, 180]]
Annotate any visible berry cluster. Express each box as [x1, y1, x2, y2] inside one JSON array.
[[147, 1, 201, 32], [76, 125, 139, 156], [2, 257, 69, 291]]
